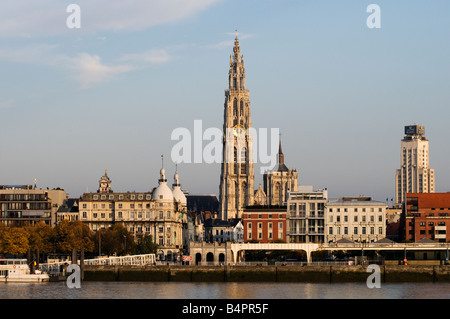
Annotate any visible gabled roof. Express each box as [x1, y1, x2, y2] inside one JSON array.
[[336, 238, 353, 244], [415, 237, 436, 244], [375, 237, 395, 244]]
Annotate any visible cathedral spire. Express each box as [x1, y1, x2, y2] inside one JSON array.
[[278, 134, 284, 166]]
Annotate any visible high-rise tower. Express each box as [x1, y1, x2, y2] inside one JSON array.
[[395, 124, 435, 205], [219, 35, 255, 220]]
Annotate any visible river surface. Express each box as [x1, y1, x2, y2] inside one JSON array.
[[0, 281, 449, 299]]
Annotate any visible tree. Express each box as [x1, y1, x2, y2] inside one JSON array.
[[54, 220, 95, 253], [93, 224, 135, 256], [0, 226, 29, 255], [136, 234, 158, 255], [25, 221, 55, 254]]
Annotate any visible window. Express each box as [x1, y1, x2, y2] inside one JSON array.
[[269, 223, 273, 229], [93, 213, 97, 219], [118, 204, 123, 209], [329, 227, 333, 235], [344, 227, 348, 235], [146, 212, 150, 219], [354, 216, 358, 222], [82, 204, 87, 209], [130, 204, 135, 209], [344, 215, 348, 222], [159, 211, 164, 219], [329, 215, 333, 222], [354, 227, 358, 235], [378, 227, 383, 235], [279, 222, 283, 229], [362, 227, 366, 235], [258, 223, 262, 229], [248, 222, 252, 229], [379, 215, 383, 222], [118, 212, 122, 218], [130, 212, 135, 219], [101, 213, 105, 219], [131, 195, 135, 200], [82, 212, 87, 218]]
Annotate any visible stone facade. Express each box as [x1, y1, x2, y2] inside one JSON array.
[[219, 36, 255, 220], [78, 169, 187, 259]]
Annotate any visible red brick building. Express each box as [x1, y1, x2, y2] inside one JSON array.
[[402, 193, 450, 242], [242, 206, 287, 243]]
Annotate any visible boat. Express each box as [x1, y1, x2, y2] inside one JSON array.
[[0, 259, 50, 283]]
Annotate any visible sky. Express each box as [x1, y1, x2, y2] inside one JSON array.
[[0, 0, 449, 203]]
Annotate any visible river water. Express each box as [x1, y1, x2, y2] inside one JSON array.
[[0, 281, 449, 299]]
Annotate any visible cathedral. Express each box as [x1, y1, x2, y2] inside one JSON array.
[[219, 35, 299, 220]]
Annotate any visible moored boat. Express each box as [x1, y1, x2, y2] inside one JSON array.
[[0, 259, 49, 283]]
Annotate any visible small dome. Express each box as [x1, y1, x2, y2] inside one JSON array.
[[173, 187, 187, 205], [153, 183, 174, 202], [153, 167, 173, 202], [172, 169, 186, 205]]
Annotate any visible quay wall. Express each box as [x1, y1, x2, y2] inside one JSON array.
[[82, 265, 450, 283]]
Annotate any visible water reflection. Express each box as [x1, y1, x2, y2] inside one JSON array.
[[0, 282, 449, 299]]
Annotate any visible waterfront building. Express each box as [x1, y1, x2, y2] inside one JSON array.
[[395, 124, 435, 205], [242, 206, 287, 243], [219, 35, 255, 220], [401, 193, 450, 243], [0, 185, 67, 227], [56, 198, 79, 222], [78, 169, 187, 260], [287, 186, 327, 243], [263, 138, 299, 206], [204, 218, 243, 243], [325, 197, 387, 243]]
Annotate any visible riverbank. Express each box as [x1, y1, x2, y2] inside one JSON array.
[[82, 265, 450, 283]]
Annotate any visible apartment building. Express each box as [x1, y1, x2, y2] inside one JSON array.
[[325, 197, 387, 243]]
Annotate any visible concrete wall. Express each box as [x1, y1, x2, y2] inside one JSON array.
[[83, 265, 450, 282]]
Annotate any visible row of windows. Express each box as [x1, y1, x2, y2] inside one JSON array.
[[329, 226, 383, 235], [328, 207, 383, 213], [246, 214, 284, 219], [248, 232, 283, 240], [92, 194, 152, 201], [247, 222, 283, 229], [329, 215, 384, 223], [82, 211, 175, 220], [83, 202, 169, 209]]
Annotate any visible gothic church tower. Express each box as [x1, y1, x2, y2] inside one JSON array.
[[219, 35, 255, 220]]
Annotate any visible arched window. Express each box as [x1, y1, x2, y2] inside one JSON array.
[[240, 100, 244, 116], [233, 99, 238, 116]]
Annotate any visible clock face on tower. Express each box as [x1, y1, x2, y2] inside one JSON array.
[[233, 124, 245, 137]]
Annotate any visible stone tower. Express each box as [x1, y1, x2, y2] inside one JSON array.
[[263, 137, 299, 205], [219, 35, 255, 220]]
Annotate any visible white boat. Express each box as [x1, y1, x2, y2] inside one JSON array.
[[0, 259, 49, 283]]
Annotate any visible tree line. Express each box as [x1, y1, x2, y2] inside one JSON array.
[[0, 220, 157, 258]]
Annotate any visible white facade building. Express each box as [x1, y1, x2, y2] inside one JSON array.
[[325, 197, 387, 243]]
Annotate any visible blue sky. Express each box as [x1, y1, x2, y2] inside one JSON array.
[[0, 0, 449, 202]]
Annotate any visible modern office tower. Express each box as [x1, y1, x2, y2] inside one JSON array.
[[287, 186, 327, 243], [395, 124, 435, 205], [219, 35, 255, 220]]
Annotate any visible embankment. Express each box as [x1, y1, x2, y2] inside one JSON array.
[[82, 265, 450, 283]]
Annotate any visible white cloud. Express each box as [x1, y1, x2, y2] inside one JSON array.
[[0, 0, 221, 37], [71, 53, 135, 88], [0, 45, 172, 88]]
